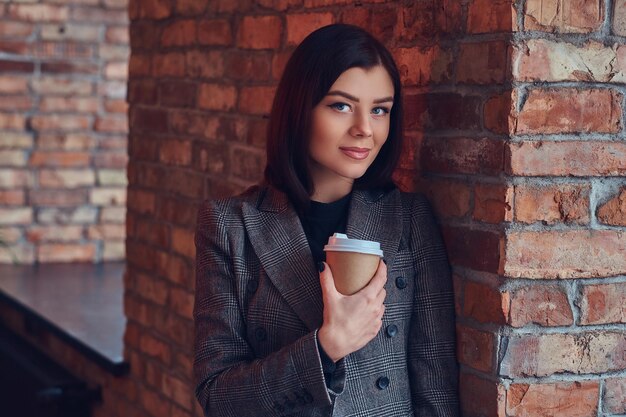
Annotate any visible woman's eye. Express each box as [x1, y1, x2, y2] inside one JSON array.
[[329, 103, 351, 112], [372, 107, 390, 116]]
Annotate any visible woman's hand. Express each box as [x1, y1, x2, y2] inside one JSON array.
[[317, 259, 387, 363]]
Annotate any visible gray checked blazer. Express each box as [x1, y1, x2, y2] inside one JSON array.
[[194, 184, 460, 417]]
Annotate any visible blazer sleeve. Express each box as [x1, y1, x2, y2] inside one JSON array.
[[193, 200, 336, 417], [406, 194, 460, 417]]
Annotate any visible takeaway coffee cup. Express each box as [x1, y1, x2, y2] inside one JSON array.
[[323, 233, 384, 295]]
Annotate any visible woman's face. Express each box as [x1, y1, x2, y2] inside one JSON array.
[[308, 65, 394, 199]]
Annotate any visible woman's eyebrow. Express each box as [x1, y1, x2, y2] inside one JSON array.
[[326, 90, 394, 104]]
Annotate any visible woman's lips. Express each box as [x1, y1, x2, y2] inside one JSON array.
[[340, 147, 370, 160]]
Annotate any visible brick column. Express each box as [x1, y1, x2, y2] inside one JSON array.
[[125, 1, 626, 417], [0, 0, 129, 264]]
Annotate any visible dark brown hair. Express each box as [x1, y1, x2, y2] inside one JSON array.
[[264, 24, 404, 213]]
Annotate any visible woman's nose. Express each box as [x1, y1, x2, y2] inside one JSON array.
[[349, 112, 373, 138]]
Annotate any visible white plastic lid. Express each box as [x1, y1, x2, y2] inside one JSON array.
[[323, 233, 383, 257]]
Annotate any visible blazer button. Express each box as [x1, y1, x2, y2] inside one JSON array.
[[385, 324, 398, 338], [395, 276, 407, 289], [376, 376, 390, 390], [255, 327, 267, 341], [247, 279, 258, 293]]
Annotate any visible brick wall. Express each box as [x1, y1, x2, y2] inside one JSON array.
[[125, 1, 626, 417], [0, 0, 129, 264]]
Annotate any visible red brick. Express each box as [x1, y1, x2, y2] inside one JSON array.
[[456, 325, 494, 372], [507, 141, 626, 176], [286, 13, 334, 46], [128, 80, 157, 105], [130, 107, 168, 133], [419, 178, 471, 219], [93, 152, 128, 168], [404, 93, 482, 131], [0, 150, 27, 166], [459, 373, 506, 417], [140, 387, 172, 417], [104, 62, 127, 80], [29, 151, 90, 167], [161, 20, 196, 47], [502, 331, 626, 377], [41, 61, 99, 75], [514, 184, 590, 225], [26, 225, 83, 243], [473, 183, 513, 224], [525, 0, 605, 33], [106, 26, 129, 44], [507, 381, 599, 417], [129, 0, 171, 20], [185, 50, 224, 78], [224, 50, 271, 81], [515, 39, 624, 83], [90, 187, 126, 206], [38, 169, 95, 188], [171, 227, 195, 258], [0, 76, 28, 94], [443, 227, 503, 273], [195, 142, 228, 175], [198, 83, 237, 111], [169, 111, 207, 136], [100, 45, 130, 61], [129, 54, 151, 77], [395, 0, 463, 41], [0, 113, 26, 129], [484, 90, 514, 134], [31, 78, 93, 95], [127, 189, 156, 215], [103, 0, 128, 9], [237, 15, 282, 49], [516, 89, 622, 134], [37, 134, 96, 150], [0, 22, 34, 38], [135, 273, 168, 306], [597, 187, 626, 226], [159, 81, 197, 108], [7, 4, 69, 22], [271, 49, 292, 81], [579, 282, 626, 325], [104, 98, 128, 114], [30, 115, 92, 131], [421, 137, 505, 176], [95, 116, 127, 133], [463, 280, 508, 324], [0, 132, 33, 149], [39, 97, 98, 113], [230, 146, 265, 182], [153, 52, 185, 77], [156, 197, 197, 227], [257, 0, 301, 10], [604, 378, 626, 414], [169, 288, 193, 320], [161, 374, 193, 410], [467, 0, 513, 33], [457, 41, 509, 84], [159, 139, 191, 166], [197, 19, 232, 46], [0, 191, 26, 205], [393, 46, 454, 86], [505, 230, 626, 278], [239, 86, 275, 115], [509, 285, 573, 327], [616, 0, 626, 36], [0, 96, 32, 111], [39, 243, 96, 262], [0, 60, 34, 73]]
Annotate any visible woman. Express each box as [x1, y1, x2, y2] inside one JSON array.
[[194, 24, 459, 417]]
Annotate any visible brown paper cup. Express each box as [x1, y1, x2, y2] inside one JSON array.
[[326, 251, 380, 295]]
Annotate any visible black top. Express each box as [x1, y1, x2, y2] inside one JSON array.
[[299, 193, 351, 264], [298, 193, 352, 387]]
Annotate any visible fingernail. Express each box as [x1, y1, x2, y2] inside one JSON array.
[[317, 261, 325, 272]]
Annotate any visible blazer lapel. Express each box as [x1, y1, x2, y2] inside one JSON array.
[[346, 188, 402, 270], [242, 187, 323, 332]]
